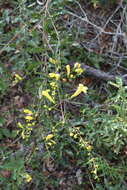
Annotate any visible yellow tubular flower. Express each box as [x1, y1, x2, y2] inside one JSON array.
[[23, 109, 33, 115], [86, 145, 93, 152], [66, 65, 71, 77], [49, 58, 59, 64], [71, 84, 88, 99], [24, 173, 32, 183], [75, 68, 84, 75], [70, 132, 74, 137], [45, 134, 54, 141], [15, 74, 23, 81], [74, 62, 81, 69], [49, 73, 60, 80], [25, 116, 34, 121], [50, 82, 57, 89], [74, 62, 84, 75], [42, 90, 55, 103], [18, 122, 23, 129]]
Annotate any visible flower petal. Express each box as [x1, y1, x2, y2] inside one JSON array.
[[42, 90, 55, 103], [66, 65, 71, 77]]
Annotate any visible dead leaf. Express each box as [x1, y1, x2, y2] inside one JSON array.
[[43, 157, 56, 173], [14, 95, 30, 108], [0, 170, 11, 178]]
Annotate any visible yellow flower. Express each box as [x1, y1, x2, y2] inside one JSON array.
[[71, 84, 88, 99], [42, 90, 55, 103], [24, 173, 32, 183], [74, 62, 84, 75], [47, 142, 52, 146], [25, 115, 34, 121], [23, 109, 33, 115], [73, 134, 78, 139], [50, 82, 57, 89], [70, 132, 74, 137], [70, 74, 74, 78], [45, 134, 54, 141], [49, 57, 60, 64], [18, 122, 23, 129], [15, 74, 23, 81], [47, 140, 56, 146], [21, 131, 25, 139], [66, 65, 71, 77], [74, 62, 81, 69], [27, 122, 35, 127], [49, 73, 60, 80], [91, 169, 97, 175], [52, 91, 56, 96], [86, 145, 93, 152], [75, 68, 84, 75], [12, 73, 23, 85]]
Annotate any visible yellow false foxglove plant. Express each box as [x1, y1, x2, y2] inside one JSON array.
[[71, 84, 88, 99], [42, 90, 55, 103]]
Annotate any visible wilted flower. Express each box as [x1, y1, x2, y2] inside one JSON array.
[[42, 90, 55, 103], [71, 84, 88, 99]]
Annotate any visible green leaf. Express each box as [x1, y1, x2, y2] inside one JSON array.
[[1, 128, 11, 138]]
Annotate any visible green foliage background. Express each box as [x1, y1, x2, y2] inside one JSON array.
[[0, 0, 127, 189]]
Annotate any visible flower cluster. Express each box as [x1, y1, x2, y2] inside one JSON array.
[[69, 127, 93, 152], [41, 60, 88, 103], [18, 109, 35, 140], [45, 133, 56, 147], [49, 73, 60, 80], [65, 62, 84, 79], [88, 157, 99, 180], [74, 62, 84, 75]]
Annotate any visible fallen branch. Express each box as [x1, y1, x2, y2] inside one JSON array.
[[81, 64, 127, 85]]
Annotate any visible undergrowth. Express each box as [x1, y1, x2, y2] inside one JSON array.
[[0, 0, 127, 189]]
